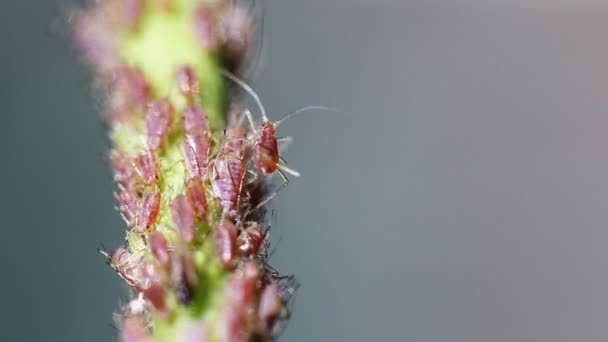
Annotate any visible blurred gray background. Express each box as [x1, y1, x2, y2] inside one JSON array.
[[3, 0, 608, 341]]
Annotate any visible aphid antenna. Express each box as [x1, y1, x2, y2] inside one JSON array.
[[221, 69, 268, 122], [278, 164, 300, 178], [274, 105, 341, 128], [98, 245, 111, 261]]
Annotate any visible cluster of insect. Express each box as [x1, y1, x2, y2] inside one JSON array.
[[71, 0, 329, 339], [100, 62, 304, 340]]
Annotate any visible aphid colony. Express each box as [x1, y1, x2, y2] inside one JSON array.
[[75, 1, 299, 340], [102, 64, 298, 340]]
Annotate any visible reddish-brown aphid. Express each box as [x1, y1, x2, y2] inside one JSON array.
[[100, 247, 142, 287], [133, 149, 159, 186], [170, 194, 197, 244], [176, 65, 199, 100], [139, 260, 169, 316], [183, 105, 210, 180], [116, 187, 138, 227], [146, 98, 173, 151], [143, 283, 168, 317], [193, 4, 219, 51], [149, 232, 171, 267], [257, 281, 283, 331], [254, 121, 279, 174], [238, 222, 265, 257], [109, 149, 136, 189], [220, 261, 260, 341], [214, 220, 238, 268], [120, 314, 152, 342], [186, 176, 208, 220], [211, 116, 251, 216], [171, 252, 198, 304], [111, 67, 151, 112], [135, 188, 161, 233]]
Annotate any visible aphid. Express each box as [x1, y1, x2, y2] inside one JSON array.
[[111, 67, 151, 112], [170, 194, 197, 244], [146, 98, 173, 151], [193, 4, 219, 51], [135, 188, 161, 233], [149, 232, 171, 267], [142, 283, 168, 316], [120, 314, 152, 342], [237, 222, 265, 257], [176, 65, 199, 100], [214, 220, 238, 268], [186, 176, 208, 220], [220, 261, 260, 341], [211, 146, 248, 216], [171, 253, 198, 304], [257, 281, 283, 331], [116, 186, 138, 227], [139, 260, 169, 316], [183, 105, 210, 180], [99, 247, 142, 287], [133, 149, 159, 186], [109, 149, 136, 190]]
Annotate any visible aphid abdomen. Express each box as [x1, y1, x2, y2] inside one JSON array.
[[254, 122, 279, 174]]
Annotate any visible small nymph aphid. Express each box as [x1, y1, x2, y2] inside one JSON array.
[[183, 105, 210, 180], [214, 220, 238, 268], [146, 98, 173, 151], [135, 187, 161, 233], [170, 194, 197, 244]]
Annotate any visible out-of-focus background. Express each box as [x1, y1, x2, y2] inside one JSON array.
[[2, 0, 608, 341]]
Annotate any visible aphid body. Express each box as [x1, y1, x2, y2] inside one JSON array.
[[135, 188, 161, 233], [146, 98, 173, 151], [183, 105, 210, 180]]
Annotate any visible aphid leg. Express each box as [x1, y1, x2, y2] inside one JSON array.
[[278, 164, 300, 178]]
